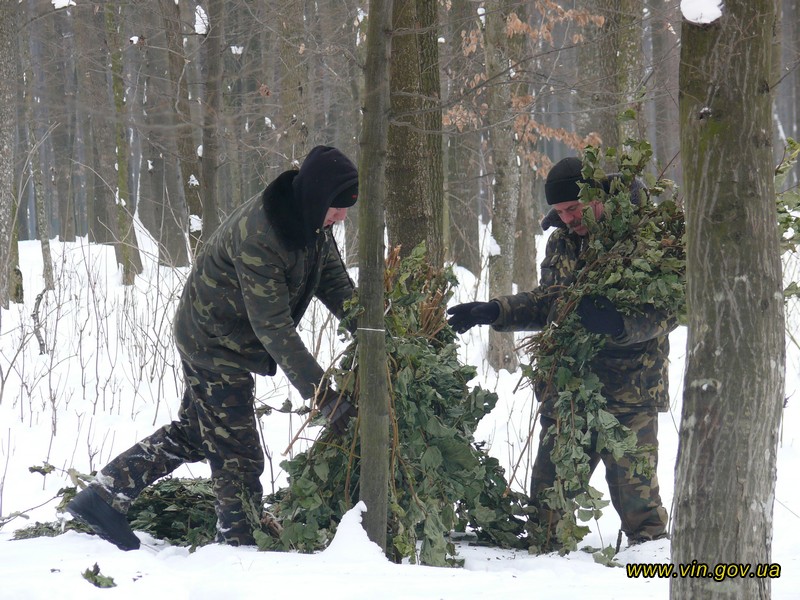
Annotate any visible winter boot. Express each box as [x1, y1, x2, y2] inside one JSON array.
[[66, 487, 140, 551]]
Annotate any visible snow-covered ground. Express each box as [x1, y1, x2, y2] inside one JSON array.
[[1, 227, 798, 599]]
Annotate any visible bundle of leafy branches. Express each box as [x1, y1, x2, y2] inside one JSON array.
[[777, 138, 800, 300], [258, 244, 528, 566], [520, 141, 686, 554], [12, 477, 218, 547], [125, 477, 218, 548]]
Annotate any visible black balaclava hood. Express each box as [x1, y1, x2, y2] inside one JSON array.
[[292, 146, 359, 244]]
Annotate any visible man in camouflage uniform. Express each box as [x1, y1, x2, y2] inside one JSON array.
[[447, 157, 674, 548], [67, 146, 359, 550]]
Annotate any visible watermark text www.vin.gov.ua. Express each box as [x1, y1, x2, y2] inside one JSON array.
[[626, 561, 781, 582]]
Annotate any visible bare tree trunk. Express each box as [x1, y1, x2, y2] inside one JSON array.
[[385, 0, 443, 267], [576, 1, 644, 152], [133, 2, 189, 268], [512, 163, 538, 290], [672, 3, 784, 599], [161, 0, 204, 251], [358, 0, 393, 552], [200, 0, 223, 242], [278, 0, 310, 162], [105, 4, 143, 283], [482, 0, 528, 372], [416, 0, 444, 267], [73, 3, 116, 246], [442, 0, 481, 274], [648, 0, 681, 182], [0, 0, 16, 308], [50, 9, 76, 242], [21, 23, 55, 291]]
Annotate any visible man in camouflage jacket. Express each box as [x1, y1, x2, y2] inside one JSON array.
[[67, 146, 359, 550], [447, 157, 673, 548]]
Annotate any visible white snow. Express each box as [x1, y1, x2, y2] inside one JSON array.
[[681, 0, 723, 24], [0, 226, 798, 600]]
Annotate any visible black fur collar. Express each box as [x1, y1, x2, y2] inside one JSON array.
[[262, 170, 307, 250]]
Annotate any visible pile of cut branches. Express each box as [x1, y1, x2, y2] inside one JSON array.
[[259, 244, 527, 565]]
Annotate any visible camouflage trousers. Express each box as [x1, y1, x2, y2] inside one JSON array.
[[91, 361, 264, 546], [529, 411, 668, 547]]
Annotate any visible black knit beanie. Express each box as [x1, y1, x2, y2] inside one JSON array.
[[544, 157, 586, 205]]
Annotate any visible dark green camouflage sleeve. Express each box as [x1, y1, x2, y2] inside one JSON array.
[[235, 235, 325, 399], [314, 236, 355, 319], [490, 289, 553, 332], [612, 305, 678, 346]]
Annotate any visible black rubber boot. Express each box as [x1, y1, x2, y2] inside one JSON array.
[[66, 487, 140, 551]]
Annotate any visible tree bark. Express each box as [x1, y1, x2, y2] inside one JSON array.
[[133, 2, 189, 268], [161, 0, 204, 252], [358, 0, 393, 553], [105, 3, 143, 283], [672, 3, 784, 599], [482, 0, 528, 372], [385, 0, 443, 267], [200, 0, 223, 242], [0, 0, 16, 308], [648, 0, 681, 182], [576, 1, 644, 153], [278, 0, 310, 162], [442, 0, 481, 274]]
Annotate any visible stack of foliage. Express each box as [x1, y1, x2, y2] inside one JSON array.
[[520, 142, 687, 554], [258, 244, 528, 565], [126, 477, 218, 548], [11, 475, 219, 548]]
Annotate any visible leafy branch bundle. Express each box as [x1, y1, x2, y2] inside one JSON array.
[[521, 141, 686, 553], [777, 137, 800, 300], [260, 244, 527, 565]]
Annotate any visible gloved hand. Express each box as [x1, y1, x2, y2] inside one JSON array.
[[577, 295, 625, 337], [316, 385, 357, 436], [446, 301, 500, 333]]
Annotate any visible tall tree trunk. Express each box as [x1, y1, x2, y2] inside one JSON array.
[[482, 0, 529, 372], [576, 1, 644, 152], [74, 3, 116, 245], [200, 0, 223, 242], [672, 3, 784, 599], [20, 19, 54, 290], [416, 0, 444, 267], [649, 0, 681, 183], [278, 0, 310, 162], [161, 0, 204, 252], [0, 0, 17, 308], [512, 163, 538, 290], [26, 0, 59, 243], [133, 3, 189, 268], [442, 0, 481, 275], [385, 0, 443, 267], [105, 4, 143, 283], [358, 0, 393, 552], [51, 9, 76, 242]]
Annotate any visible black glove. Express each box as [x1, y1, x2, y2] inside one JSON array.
[[577, 295, 625, 337], [316, 385, 357, 436], [446, 301, 500, 333]]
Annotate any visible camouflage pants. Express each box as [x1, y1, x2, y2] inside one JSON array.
[[530, 411, 668, 546], [91, 361, 264, 546]]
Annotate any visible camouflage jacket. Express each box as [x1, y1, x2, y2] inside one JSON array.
[[491, 226, 676, 415], [173, 147, 357, 400]]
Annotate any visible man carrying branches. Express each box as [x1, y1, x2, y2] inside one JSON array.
[[448, 155, 677, 551]]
